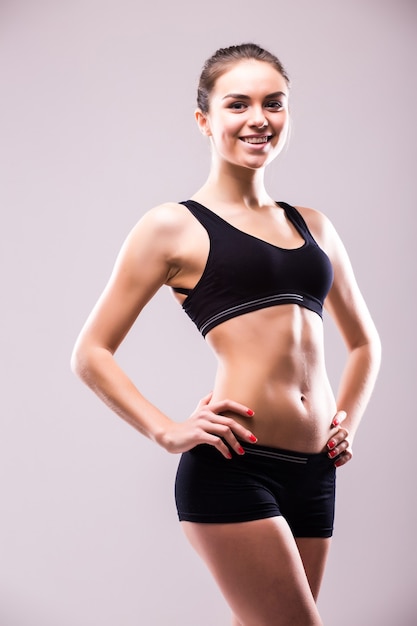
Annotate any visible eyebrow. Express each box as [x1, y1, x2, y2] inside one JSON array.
[[222, 91, 288, 100]]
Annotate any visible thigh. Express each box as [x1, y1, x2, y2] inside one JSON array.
[[295, 537, 332, 600], [182, 517, 323, 626]]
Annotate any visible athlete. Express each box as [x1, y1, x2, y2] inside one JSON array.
[[71, 43, 381, 625]]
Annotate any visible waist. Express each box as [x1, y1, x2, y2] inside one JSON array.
[[212, 378, 336, 453], [208, 306, 335, 451], [193, 439, 332, 467]]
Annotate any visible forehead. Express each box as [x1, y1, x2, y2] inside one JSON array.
[[212, 60, 288, 98]]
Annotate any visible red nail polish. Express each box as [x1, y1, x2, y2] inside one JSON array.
[[226, 451, 232, 459], [329, 449, 337, 458], [332, 418, 339, 426], [328, 440, 336, 449], [249, 434, 257, 443], [238, 446, 245, 455], [247, 409, 254, 416]]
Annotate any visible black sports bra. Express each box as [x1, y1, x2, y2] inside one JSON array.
[[173, 200, 333, 337]]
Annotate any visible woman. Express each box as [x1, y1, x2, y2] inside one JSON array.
[[71, 43, 381, 626]]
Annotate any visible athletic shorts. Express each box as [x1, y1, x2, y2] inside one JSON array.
[[175, 441, 336, 538]]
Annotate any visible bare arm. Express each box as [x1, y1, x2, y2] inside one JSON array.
[[71, 203, 257, 458], [300, 207, 382, 466], [325, 226, 381, 442]]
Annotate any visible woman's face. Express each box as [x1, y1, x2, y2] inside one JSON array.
[[197, 60, 290, 171]]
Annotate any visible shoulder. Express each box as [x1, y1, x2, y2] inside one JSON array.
[[292, 205, 337, 252], [125, 202, 194, 249], [110, 202, 190, 268], [119, 201, 202, 271], [134, 202, 190, 235], [292, 205, 331, 233]]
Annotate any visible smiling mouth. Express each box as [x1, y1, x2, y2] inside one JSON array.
[[240, 135, 272, 144]]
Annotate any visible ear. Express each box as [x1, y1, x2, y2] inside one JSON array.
[[195, 108, 212, 137]]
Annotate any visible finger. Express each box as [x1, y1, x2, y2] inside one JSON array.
[[327, 422, 349, 448], [204, 413, 258, 446], [196, 413, 253, 453], [334, 449, 353, 467], [330, 410, 347, 428], [203, 420, 254, 455], [328, 438, 350, 460], [327, 427, 349, 451], [203, 433, 234, 459], [219, 426, 258, 450], [331, 410, 347, 428], [209, 398, 255, 418], [202, 429, 249, 459]]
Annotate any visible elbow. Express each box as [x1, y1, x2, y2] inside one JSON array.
[[367, 318, 382, 363], [70, 347, 81, 378], [372, 328, 382, 370], [70, 344, 83, 380], [349, 323, 382, 370], [360, 325, 382, 373], [70, 338, 91, 382], [70, 336, 112, 387]]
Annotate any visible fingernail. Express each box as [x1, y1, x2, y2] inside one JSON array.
[[332, 418, 339, 426], [238, 446, 245, 455], [329, 449, 337, 458], [327, 440, 336, 450], [226, 451, 232, 459], [247, 409, 254, 416], [249, 434, 257, 443]]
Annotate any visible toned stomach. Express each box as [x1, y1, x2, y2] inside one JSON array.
[[206, 305, 337, 454]]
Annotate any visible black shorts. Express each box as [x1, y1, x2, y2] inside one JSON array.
[[175, 441, 336, 538]]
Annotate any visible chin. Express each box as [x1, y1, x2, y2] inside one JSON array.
[[243, 153, 280, 170]]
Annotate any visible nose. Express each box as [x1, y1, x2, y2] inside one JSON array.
[[249, 108, 268, 129]]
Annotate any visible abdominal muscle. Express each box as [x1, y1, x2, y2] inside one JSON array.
[[206, 304, 337, 454]]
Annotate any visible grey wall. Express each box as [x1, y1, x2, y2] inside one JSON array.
[[1, 0, 416, 624]]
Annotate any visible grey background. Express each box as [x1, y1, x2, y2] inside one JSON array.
[[1, 0, 416, 624]]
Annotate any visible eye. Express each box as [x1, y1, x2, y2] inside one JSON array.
[[265, 100, 284, 110], [228, 101, 247, 111]]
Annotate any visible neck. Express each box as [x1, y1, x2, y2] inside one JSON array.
[[198, 160, 273, 209]]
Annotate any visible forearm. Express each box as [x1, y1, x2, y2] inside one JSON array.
[[336, 335, 381, 440], [71, 345, 173, 446]]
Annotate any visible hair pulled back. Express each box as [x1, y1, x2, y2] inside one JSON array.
[[197, 43, 290, 114]]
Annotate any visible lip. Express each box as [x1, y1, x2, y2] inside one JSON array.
[[239, 134, 273, 149]]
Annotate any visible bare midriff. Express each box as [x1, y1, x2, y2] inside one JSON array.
[[206, 304, 337, 454]]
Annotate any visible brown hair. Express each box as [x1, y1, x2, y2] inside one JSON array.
[[197, 43, 290, 114]]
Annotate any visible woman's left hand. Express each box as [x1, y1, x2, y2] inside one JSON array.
[[326, 410, 353, 467]]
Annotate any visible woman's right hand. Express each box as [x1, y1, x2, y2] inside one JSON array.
[[159, 392, 257, 459]]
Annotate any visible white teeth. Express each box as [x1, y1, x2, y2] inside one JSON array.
[[242, 136, 269, 144]]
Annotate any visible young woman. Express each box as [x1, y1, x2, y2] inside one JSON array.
[[71, 43, 381, 626]]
